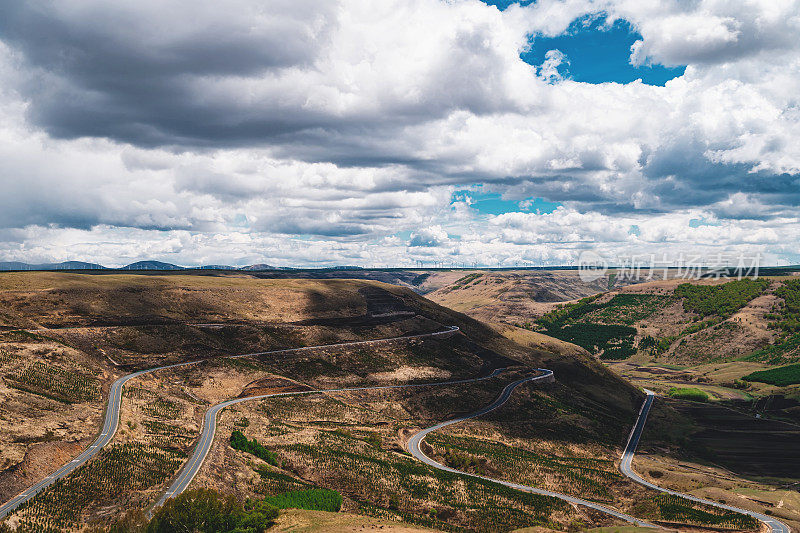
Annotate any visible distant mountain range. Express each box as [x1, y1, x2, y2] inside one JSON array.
[[0, 261, 288, 271], [120, 261, 185, 270], [0, 261, 107, 271]]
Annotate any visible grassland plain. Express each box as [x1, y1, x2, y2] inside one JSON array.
[[1, 271, 652, 531]]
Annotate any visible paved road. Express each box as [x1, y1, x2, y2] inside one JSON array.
[[621, 389, 792, 533], [406, 371, 658, 528], [152, 366, 507, 512], [0, 326, 459, 520]]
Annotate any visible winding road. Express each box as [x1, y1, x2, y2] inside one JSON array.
[[152, 366, 507, 511], [622, 389, 792, 533], [0, 325, 459, 520], [3, 326, 792, 533], [406, 371, 658, 528], [156, 366, 655, 528]]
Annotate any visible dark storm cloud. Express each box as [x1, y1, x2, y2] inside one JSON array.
[[0, 1, 517, 150], [0, 1, 341, 146]]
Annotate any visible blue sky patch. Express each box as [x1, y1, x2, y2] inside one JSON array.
[[689, 218, 721, 228], [480, 0, 534, 8], [452, 188, 561, 215], [523, 16, 685, 86]]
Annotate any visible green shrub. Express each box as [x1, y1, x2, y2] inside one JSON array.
[[773, 279, 800, 332], [230, 431, 279, 466], [544, 323, 637, 359], [744, 332, 800, 364], [364, 432, 382, 449]]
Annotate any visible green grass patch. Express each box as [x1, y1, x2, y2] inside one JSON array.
[[742, 363, 800, 386], [261, 488, 343, 512], [667, 387, 709, 402]]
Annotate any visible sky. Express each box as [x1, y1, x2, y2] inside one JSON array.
[[0, 0, 799, 268]]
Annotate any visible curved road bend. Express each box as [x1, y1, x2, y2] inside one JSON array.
[[622, 389, 791, 533], [152, 366, 507, 511], [407, 371, 658, 529], [0, 326, 460, 520]]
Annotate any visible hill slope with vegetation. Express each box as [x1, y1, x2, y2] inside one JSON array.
[[0, 272, 655, 532]]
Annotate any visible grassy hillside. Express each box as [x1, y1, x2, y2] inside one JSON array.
[[426, 270, 626, 325], [0, 272, 650, 532], [430, 273, 800, 490]]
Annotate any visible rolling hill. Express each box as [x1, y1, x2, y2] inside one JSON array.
[[0, 272, 656, 532]]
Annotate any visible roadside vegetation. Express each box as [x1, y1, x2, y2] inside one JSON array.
[[277, 430, 568, 530], [101, 488, 279, 533], [10, 443, 185, 531], [428, 433, 620, 500], [651, 493, 759, 530]]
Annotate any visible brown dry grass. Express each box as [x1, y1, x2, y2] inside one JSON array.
[[427, 270, 615, 326], [0, 273, 371, 327], [633, 453, 800, 532], [0, 339, 111, 503], [271, 508, 436, 532]]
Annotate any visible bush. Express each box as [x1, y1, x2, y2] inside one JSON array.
[[261, 488, 343, 512], [668, 387, 709, 402], [147, 488, 278, 533], [230, 430, 279, 466], [364, 432, 382, 449]]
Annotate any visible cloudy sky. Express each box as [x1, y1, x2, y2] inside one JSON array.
[[1, 0, 798, 267]]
